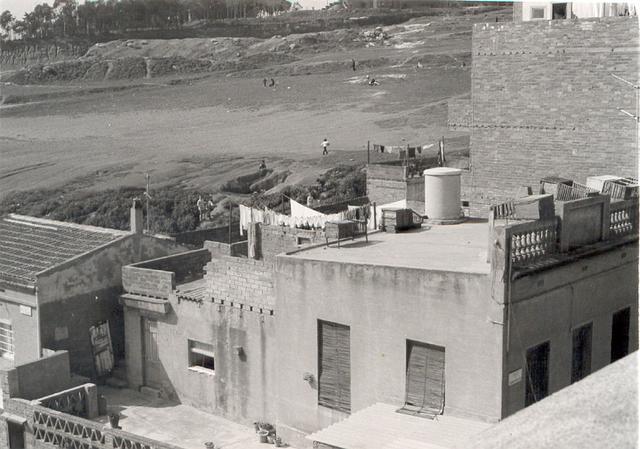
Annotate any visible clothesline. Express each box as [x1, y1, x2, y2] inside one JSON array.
[[238, 199, 369, 235]]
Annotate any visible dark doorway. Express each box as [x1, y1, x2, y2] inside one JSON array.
[[8, 422, 25, 449], [552, 3, 567, 19], [611, 307, 631, 362], [525, 341, 550, 407], [571, 323, 592, 383]]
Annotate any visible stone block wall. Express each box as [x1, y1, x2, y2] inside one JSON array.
[[206, 256, 275, 310], [260, 225, 325, 260], [465, 17, 639, 216], [122, 265, 174, 299]]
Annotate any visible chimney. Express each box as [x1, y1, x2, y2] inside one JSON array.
[[131, 198, 144, 234]]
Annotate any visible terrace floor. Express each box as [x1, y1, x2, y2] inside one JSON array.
[[96, 387, 294, 449], [288, 219, 491, 274]]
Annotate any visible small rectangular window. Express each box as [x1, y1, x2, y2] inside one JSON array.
[[571, 323, 592, 383], [531, 7, 545, 19], [611, 307, 631, 362], [189, 340, 215, 373], [0, 321, 15, 360], [525, 341, 550, 407]]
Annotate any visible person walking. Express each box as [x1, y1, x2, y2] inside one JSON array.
[[263, 78, 267, 87], [322, 138, 330, 156], [196, 196, 204, 221]]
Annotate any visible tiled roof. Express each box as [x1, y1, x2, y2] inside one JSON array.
[[0, 214, 128, 286]]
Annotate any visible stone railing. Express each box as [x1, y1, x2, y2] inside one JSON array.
[[555, 182, 598, 202], [610, 199, 639, 238], [31, 403, 184, 449], [33, 384, 97, 418], [32, 405, 106, 449], [508, 218, 558, 267]]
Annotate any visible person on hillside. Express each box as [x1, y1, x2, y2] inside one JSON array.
[[207, 196, 216, 219], [259, 160, 267, 171], [351, 58, 357, 71], [322, 138, 330, 156], [269, 78, 275, 87], [263, 78, 267, 87], [196, 196, 204, 221]]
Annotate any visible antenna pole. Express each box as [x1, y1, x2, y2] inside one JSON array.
[[145, 173, 150, 233]]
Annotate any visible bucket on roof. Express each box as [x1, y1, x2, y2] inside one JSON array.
[[423, 167, 465, 224]]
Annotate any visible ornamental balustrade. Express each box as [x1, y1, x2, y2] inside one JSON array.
[[508, 218, 558, 267], [610, 199, 639, 238]]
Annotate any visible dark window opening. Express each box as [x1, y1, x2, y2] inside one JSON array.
[[571, 323, 592, 383], [611, 307, 631, 362], [552, 3, 567, 19], [318, 320, 351, 413], [525, 341, 550, 407], [8, 422, 25, 449], [189, 340, 215, 372], [403, 340, 445, 416], [531, 7, 545, 19]]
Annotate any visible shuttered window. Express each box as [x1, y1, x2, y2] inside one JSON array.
[[0, 321, 15, 360], [571, 323, 592, 383], [404, 341, 445, 415], [525, 341, 550, 407], [318, 320, 350, 413]]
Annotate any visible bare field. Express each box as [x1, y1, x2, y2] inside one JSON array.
[[0, 12, 506, 199]]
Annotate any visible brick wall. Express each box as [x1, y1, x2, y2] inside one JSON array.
[[260, 225, 325, 260], [206, 256, 275, 310], [466, 17, 639, 215], [447, 98, 472, 128]]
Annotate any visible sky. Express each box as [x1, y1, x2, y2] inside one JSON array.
[[0, 0, 332, 18]]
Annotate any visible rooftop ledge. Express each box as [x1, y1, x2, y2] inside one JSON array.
[[285, 219, 491, 275]]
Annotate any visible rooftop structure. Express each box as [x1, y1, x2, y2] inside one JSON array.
[[0, 214, 128, 287], [289, 219, 489, 274]]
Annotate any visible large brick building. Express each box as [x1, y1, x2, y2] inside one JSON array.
[[448, 16, 638, 215]]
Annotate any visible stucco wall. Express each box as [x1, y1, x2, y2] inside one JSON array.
[[35, 234, 189, 377], [466, 17, 639, 215], [0, 288, 39, 366], [11, 350, 75, 400], [504, 241, 639, 416], [123, 298, 277, 426], [274, 257, 502, 444]]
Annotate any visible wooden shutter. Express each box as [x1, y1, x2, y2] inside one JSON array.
[[405, 342, 445, 414], [318, 321, 350, 413]]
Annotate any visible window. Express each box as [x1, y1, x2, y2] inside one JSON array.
[[404, 341, 445, 416], [318, 320, 350, 413], [189, 340, 215, 373], [531, 7, 545, 19], [0, 321, 15, 360], [571, 323, 592, 383], [525, 341, 550, 407], [552, 3, 567, 19], [611, 307, 631, 362], [144, 320, 159, 362]]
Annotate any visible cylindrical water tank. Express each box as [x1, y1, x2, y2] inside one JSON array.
[[423, 167, 463, 223]]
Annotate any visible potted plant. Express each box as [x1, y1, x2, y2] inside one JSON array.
[[275, 436, 283, 447], [204, 442, 215, 449], [257, 429, 269, 443], [108, 412, 120, 429]]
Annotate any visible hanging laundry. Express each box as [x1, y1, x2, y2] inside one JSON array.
[[290, 198, 324, 218]]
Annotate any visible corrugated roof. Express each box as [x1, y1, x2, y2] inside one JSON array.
[[459, 352, 638, 449], [307, 403, 492, 449], [0, 214, 128, 286]]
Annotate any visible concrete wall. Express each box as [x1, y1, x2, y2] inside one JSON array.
[[0, 288, 39, 366], [123, 296, 277, 426], [466, 17, 639, 215], [503, 241, 639, 416], [260, 225, 326, 261], [35, 234, 188, 378], [274, 257, 503, 445], [171, 222, 245, 248], [11, 351, 76, 401]]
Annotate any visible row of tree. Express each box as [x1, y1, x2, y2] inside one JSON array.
[[0, 0, 293, 40]]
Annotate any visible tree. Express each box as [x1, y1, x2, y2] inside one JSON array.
[[0, 10, 14, 35]]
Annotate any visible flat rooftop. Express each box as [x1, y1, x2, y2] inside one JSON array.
[[288, 219, 490, 274], [96, 387, 297, 449], [308, 403, 492, 449]]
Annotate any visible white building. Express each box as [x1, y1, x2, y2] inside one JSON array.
[[516, 2, 637, 21]]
